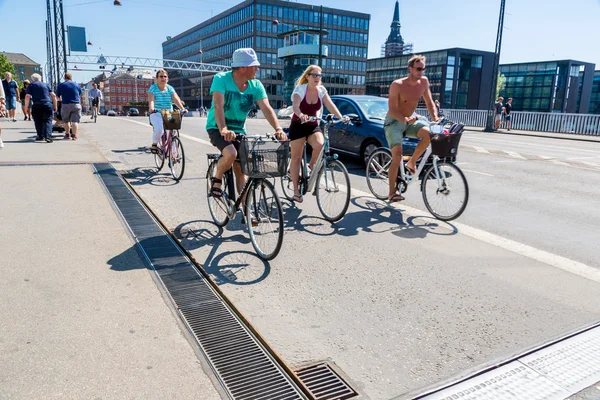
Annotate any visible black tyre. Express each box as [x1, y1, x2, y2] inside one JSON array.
[[207, 161, 230, 227], [246, 179, 284, 260], [316, 159, 351, 222], [169, 135, 185, 181], [421, 161, 469, 221], [365, 148, 392, 200]]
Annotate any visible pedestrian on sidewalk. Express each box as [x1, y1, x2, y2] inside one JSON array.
[[504, 97, 513, 131], [0, 80, 5, 148], [20, 80, 32, 121], [494, 96, 504, 131], [25, 73, 57, 143], [56, 72, 82, 140], [2, 72, 19, 122]]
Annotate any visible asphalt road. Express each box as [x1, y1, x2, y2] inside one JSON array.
[[81, 115, 600, 399]]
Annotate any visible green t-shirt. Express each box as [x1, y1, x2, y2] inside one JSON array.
[[206, 71, 267, 134]]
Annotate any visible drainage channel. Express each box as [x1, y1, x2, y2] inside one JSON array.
[[93, 163, 310, 400], [404, 321, 600, 400]]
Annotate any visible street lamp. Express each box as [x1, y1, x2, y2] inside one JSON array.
[[484, 0, 506, 132], [199, 43, 203, 110]]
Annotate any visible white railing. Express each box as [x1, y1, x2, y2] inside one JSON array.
[[415, 108, 600, 136]]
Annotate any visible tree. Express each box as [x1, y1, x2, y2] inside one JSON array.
[[0, 54, 15, 77], [496, 73, 506, 98]]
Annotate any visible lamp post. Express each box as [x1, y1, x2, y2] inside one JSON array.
[[484, 0, 506, 132], [199, 41, 203, 109]]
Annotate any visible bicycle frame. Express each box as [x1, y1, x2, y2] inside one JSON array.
[[159, 129, 177, 157], [300, 117, 344, 195]]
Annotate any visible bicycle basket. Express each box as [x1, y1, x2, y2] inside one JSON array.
[[431, 124, 464, 158], [161, 110, 182, 130], [239, 138, 290, 178]]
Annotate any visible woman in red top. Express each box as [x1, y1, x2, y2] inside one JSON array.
[[288, 65, 346, 203]]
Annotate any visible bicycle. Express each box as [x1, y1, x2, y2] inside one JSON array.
[[152, 109, 186, 181], [280, 114, 352, 223], [365, 118, 469, 221], [206, 134, 289, 260], [91, 99, 98, 123]]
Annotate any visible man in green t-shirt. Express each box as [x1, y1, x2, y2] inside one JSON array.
[[206, 48, 286, 199]]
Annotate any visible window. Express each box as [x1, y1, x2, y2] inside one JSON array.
[[333, 99, 359, 115]]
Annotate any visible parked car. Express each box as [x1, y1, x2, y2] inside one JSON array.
[[277, 106, 294, 119], [324, 95, 421, 165], [107, 110, 117, 117], [128, 108, 140, 116]]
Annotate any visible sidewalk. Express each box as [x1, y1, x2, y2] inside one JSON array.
[[464, 125, 600, 143], [0, 122, 223, 399]]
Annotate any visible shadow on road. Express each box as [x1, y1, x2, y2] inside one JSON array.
[[122, 167, 179, 187], [281, 195, 457, 239], [172, 219, 271, 286]]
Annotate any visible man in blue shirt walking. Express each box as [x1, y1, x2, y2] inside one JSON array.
[[2, 72, 20, 122], [56, 72, 82, 140]]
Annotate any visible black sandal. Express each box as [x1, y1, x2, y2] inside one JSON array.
[[209, 177, 224, 198]]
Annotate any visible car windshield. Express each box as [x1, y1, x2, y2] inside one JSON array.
[[354, 98, 389, 120]]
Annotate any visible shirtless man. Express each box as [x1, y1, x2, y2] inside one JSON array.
[[384, 55, 438, 203]]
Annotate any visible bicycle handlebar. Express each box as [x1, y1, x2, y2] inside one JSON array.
[[303, 114, 353, 126]]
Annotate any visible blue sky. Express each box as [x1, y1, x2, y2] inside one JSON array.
[[1, 0, 599, 83]]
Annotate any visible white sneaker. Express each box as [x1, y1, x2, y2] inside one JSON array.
[[0, 139, 4, 149]]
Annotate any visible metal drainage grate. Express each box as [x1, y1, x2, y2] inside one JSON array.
[[296, 363, 358, 400], [413, 323, 600, 400], [93, 163, 308, 400]]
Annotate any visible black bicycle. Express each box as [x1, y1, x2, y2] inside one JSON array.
[[206, 135, 289, 260]]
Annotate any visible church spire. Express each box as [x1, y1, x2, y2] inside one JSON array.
[[385, 1, 405, 57]]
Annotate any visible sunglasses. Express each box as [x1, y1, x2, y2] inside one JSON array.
[[309, 74, 322, 78], [159, 75, 168, 78], [413, 67, 426, 72]]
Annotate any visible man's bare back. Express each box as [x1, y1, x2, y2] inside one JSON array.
[[387, 77, 429, 120]]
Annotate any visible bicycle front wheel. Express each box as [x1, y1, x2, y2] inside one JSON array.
[[422, 161, 469, 221], [206, 161, 230, 227], [316, 159, 351, 222], [246, 179, 284, 260], [366, 148, 392, 200], [169, 135, 185, 181]]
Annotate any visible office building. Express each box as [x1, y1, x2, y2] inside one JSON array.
[[367, 48, 496, 110], [498, 60, 595, 113], [590, 71, 600, 115], [0, 52, 42, 82], [162, 0, 370, 109]]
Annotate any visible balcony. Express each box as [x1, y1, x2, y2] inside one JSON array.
[[278, 44, 328, 59]]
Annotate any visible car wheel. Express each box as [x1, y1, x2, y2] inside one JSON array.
[[361, 141, 380, 166]]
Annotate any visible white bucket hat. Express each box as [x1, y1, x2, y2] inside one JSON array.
[[231, 48, 260, 68]]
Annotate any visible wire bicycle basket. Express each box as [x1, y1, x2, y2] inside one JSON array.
[[239, 137, 290, 178]]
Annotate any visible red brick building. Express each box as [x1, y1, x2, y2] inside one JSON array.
[[102, 71, 154, 111]]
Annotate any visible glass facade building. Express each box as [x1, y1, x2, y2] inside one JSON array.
[[162, 0, 369, 109], [588, 71, 600, 115], [498, 60, 595, 113], [366, 48, 495, 110]]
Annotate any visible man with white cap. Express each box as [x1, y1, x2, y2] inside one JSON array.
[[206, 47, 286, 199]]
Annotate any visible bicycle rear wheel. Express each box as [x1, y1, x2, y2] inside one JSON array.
[[280, 157, 305, 201], [246, 179, 284, 260], [153, 144, 165, 171], [421, 161, 469, 221], [169, 135, 185, 181], [207, 161, 230, 227], [316, 159, 351, 222], [366, 148, 392, 200]]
